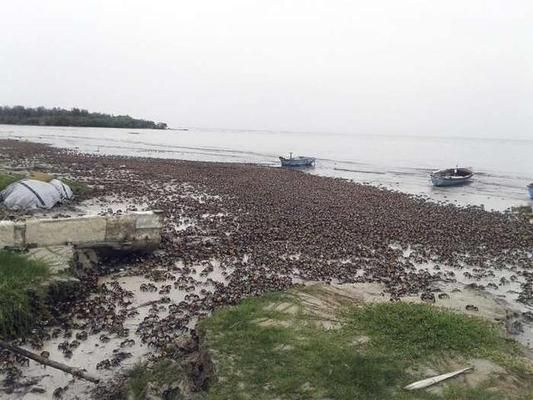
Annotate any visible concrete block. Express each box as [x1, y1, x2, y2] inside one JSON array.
[[27, 245, 74, 274], [2, 211, 162, 251], [0, 221, 15, 247], [105, 214, 136, 241], [135, 212, 163, 229], [26, 216, 107, 246], [132, 228, 161, 242], [13, 222, 26, 247]]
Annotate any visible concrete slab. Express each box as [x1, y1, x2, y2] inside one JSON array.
[[25, 216, 107, 246], [105, 214, 136, 241], [132, 228, 161, 242], [0, 221, 15, 247], [27, 245, 74, 274], [1, 211, 162, 249], [135, 212, 162, 229], [13, 222, 26, 247]]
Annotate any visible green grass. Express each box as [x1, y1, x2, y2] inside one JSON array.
[[202, 293, 407, 400], [61, 178, 90, 196], [342, 302, 509, 360], [0, 250, 50, 338], [200, 291, 530, 400], [127, 359, 188, 400], [0, 171, 89, 197], [441, 385, 502, 400], [0, 172, 23, 191]]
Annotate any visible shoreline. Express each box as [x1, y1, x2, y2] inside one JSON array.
[[1, 138, 533, 398], [1, 138, 532, 301], [2, 126, 532, 212]]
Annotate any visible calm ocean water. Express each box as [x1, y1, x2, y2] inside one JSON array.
[[1, 125, 532, 211]]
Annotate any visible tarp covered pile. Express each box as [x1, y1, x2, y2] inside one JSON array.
[[0, 179, 74, 210]]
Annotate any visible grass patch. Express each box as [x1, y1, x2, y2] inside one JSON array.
[[0, 172, 23, 191], [441, 385, 502, 400], [202, 293, 407, 400], [0, 171, 89, 198], [127, 359, 187, 400], [201, 291, 530, 400], [0, 250, 50, 338], [61, 178, 90, 196], [342, 302, 511, 360]]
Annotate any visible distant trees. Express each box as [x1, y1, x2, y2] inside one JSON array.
[[0, 106, 168, 129]]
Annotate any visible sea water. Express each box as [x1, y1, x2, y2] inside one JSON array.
[[1, 124, 532, 210]]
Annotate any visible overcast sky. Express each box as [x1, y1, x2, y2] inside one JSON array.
[[2, 1, 532, 138]]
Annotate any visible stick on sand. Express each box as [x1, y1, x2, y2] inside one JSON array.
[[403, 367, 472, 390], [0, 340, 100, 384]]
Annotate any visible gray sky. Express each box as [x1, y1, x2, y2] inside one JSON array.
[[2, 0, 532, 138]]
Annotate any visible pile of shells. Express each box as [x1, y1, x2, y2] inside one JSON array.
[[1, 139, 532, 394]]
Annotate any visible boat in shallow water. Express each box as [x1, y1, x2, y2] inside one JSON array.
[[430, 167, 473, 187], [528, 183, 533, 199], [279, 153, 315, 168]]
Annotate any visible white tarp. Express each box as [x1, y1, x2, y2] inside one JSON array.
[[0, 179, 74, 210], [49, 179, 74, 200]]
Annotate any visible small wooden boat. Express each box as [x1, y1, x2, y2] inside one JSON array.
[[528, 183, 533, 199], [279, 153, 315, 168], [430, 167, 473, 187]]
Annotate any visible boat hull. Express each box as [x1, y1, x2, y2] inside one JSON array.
[[431, 176, 472, 187], [279, 157, 315, 168], [430, 168, 473, 187]]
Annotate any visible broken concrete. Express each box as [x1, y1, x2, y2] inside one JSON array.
[[0, 221, 16, 245], [27, 245, 74, 274], [26, 216, 107, 246], [0, 211, 163, 250]]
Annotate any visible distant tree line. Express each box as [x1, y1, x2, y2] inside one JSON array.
[[0, 106, 168, 129]]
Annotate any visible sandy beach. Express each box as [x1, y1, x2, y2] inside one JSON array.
[[3, 1, 533, 397], [1, 138, 533, 398]]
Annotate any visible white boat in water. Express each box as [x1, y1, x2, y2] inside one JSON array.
[[430, 167, 473, 187], [279, 153, 315, 168]]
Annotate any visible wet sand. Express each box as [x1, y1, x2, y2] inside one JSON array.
[[0, 139, 532, 399]]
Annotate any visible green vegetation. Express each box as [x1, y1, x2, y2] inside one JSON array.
[[0, 106, 167, 129], [61, 178, 90, 196], [200, 290, 532, 400], [0, 171, 90, 197], [0, 250, 50, 338], [0, 172, 23, 191], [440, 385, 502, 400], [342, 302, 507, 360], [127, 360, 186, 400]]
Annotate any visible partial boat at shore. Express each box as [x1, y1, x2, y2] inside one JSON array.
[[528, 183, 533, 199], [279, 153, 315, 168], [431, 167, 473, 187]]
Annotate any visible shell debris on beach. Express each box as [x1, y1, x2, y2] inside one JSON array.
[[0, 139, 532, 399]]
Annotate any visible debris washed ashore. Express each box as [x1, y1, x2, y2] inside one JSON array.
[[1, 139, 533, 397]]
